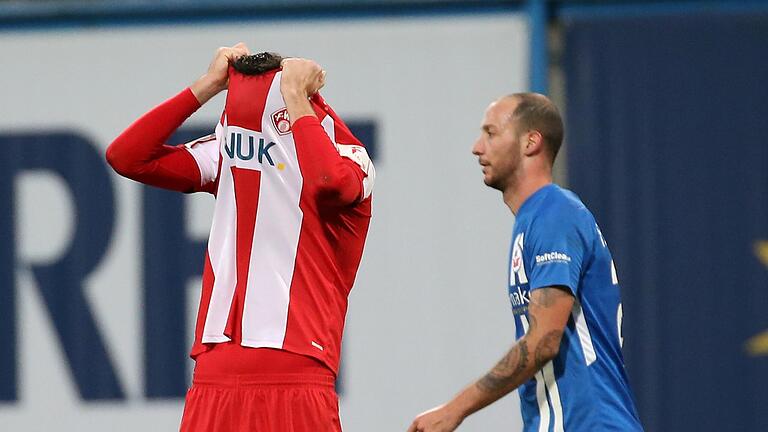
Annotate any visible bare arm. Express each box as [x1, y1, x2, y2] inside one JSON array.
[[408, 286, 575, 432], [472, 286, 573, 404]]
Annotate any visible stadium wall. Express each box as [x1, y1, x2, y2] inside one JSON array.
[[0, 11, 530, 432], [562, 7, 768, 431]]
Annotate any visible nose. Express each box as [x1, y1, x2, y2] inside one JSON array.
[[472, 137, 483, 156]]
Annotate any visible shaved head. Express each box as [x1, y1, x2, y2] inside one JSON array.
[[501, 93, 564, 162]]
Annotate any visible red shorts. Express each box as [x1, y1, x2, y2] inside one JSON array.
[[180, 343, 341, 432], [180, 372, 341, 432]]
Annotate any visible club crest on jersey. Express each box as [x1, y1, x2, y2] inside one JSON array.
[[512, 249, 523, 273], [510, 232, 529, 286], [271, 108, 291, 135]]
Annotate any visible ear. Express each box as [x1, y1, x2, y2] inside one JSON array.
[[523, 130, 545, 157]]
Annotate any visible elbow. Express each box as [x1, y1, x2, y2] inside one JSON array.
[[105, 141, 134, 177], [543, 346, 561, 364], [105, 144, 119, 171], [315, 182, 355, 207], [533, 330, 564, 366], [311, 173, 360, 207]]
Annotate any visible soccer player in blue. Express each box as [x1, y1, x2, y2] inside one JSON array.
[[408, 94, 643, 432]]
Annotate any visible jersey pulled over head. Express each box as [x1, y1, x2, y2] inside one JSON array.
[[183, 52, 375, 376]]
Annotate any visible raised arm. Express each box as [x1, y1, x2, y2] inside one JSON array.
[[280, 58, 372, 206], [408, 286, 575, 432], [106, 43, 250, 193]]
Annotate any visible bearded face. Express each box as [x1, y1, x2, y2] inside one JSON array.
[[473, 99, 524, 193]]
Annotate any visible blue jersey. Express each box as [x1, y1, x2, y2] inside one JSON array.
[[508, 184, 642, 432]]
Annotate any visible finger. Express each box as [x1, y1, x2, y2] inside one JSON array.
[[233, 47, 249, 57], [407, 423, 417, 432], [234, 49, 248, 60], [214, 46, 229, 62], [315, 78, 325, 93], [224, 48, 247, 63], [233, 42, 250, 54]]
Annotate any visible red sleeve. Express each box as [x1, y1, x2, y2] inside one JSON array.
[[106, 88, 205, 193], [291, 115, 365, 207]]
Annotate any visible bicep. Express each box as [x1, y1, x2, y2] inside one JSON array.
[[527, 286, 574, 337], [143, 133, 219, 193], [526, 286, 574, 366], [314, 107, 375, 204], [128, 145, 204, 193], [107, 132, 218, 193], [295, 118, 375, 206]]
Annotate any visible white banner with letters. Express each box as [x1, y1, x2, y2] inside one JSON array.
[[0, 12, 528, 431]]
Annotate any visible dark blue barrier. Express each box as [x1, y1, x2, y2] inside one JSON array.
[[564, 11, 768, 431], [0, 132, 123, 401]]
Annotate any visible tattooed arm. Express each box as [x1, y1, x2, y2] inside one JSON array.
[[407, 286, 574, 432]]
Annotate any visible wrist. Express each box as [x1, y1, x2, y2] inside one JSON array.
[[282, 87, 309, 102], [452, 386, 486, 420], [445, 400, 469, 422], [190, 74, 224, 104], [282, 89, 316, 125]]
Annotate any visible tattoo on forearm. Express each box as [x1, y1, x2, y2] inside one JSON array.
[[534, 330, 562, 369], [474, 287, 571, 399], [476, 341, 530, 394]]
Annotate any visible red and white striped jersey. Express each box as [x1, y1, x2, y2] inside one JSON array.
[[183, 69, 374, 374]]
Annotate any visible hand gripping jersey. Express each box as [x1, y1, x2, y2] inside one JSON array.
[[182, 69, 374, 375], [508, 184, 642, 432]]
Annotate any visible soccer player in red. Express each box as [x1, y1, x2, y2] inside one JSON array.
[[106, 44, 375, 431]]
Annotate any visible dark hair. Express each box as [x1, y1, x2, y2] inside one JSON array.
[[509, 93, 564, 162], [232, 52, 284, 75]]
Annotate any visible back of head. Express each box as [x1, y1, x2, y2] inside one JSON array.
[[232, 52, 284, 75], [508, 93, 564, 163]]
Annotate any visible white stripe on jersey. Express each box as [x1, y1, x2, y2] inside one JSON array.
[[184, 126, 221, 187], [202, 114, 238, 343], [521, 316, 551, 432], [572, 299, 597, 366], [321, 110, 375, 200], [535, 371, 550, 432], [321, 114, 336, 144], [202, 72, 305, 347], [521, 314, 565, 432], [337, 144, 375, 200], [240, 73, 303, 348], [541, 361, 564, 432]]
